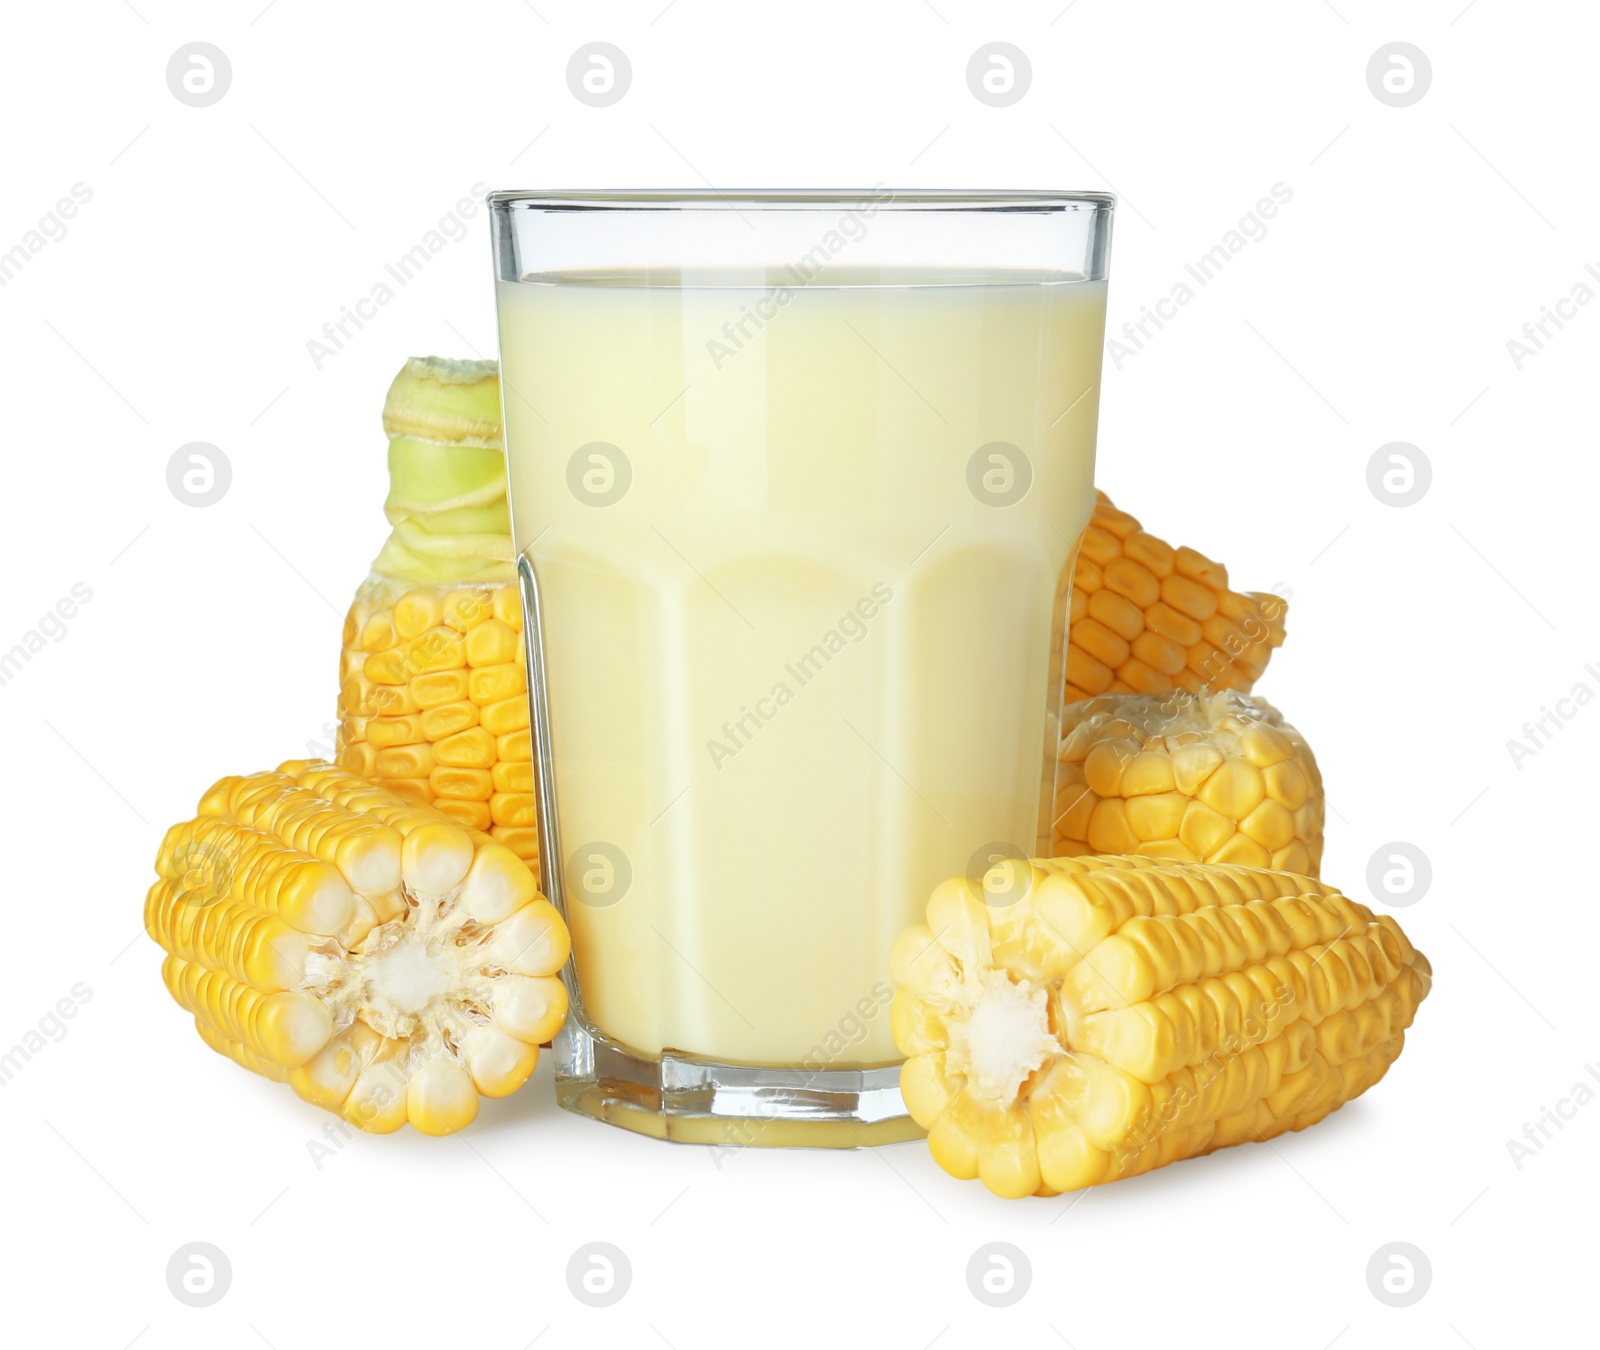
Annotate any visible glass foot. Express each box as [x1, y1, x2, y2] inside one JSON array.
[[554, 1019, 926, 1150]]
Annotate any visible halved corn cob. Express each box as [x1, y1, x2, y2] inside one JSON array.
[[1053, 690, 1323, 874], [146, 762, 569, 1135], [891, 855, 1429, 1198], [335, 357, 538, 862], [1053, 492, 1288, 703]]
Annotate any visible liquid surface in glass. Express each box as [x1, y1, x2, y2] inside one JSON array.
[[497, 267, 1107, 1065]]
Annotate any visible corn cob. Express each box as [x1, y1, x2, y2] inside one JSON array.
[[1052, 690, 1323, 874], [1053, 492, 1288, 703], [146, 762, 569, 1135], [335, 357, 538, 862], [891, 855, 1429, 1198]]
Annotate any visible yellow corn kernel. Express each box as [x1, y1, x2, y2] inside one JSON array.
[[1087, 799, 1137, 853], [442, 588, 496, 633], [147, 761, 571, 1134], [367, 713, 427, 749], [403, 627, 467, 674], [419, 700, 480, 741], [1061, 492, 1286, 702], [360, 613, 397, 652], [392, 590, 444, 640], [433, 798, 493, 831], [363, 650, 409, 685], [1066, 646, 1114, 697], [431, 767, 494, 801], [374, 744, 435, 778], [490, 826, 540, 857], [381, 777, 433, 805], [466, 619, 520, 667], [410, 669, 472, 709], [490, 792, 537, 828], [469, 663, 525, 704], [481, 694, 530, 737], [1053, 691, 1324, 876], [496, 731, 532, 763], [1073, 618, 1129, 670], [338, 743, 377, 777], [891, 855, 1430, 1197], [433, 726, 497, 768], [492, 760, 534, 794], [492, 586, 523, 630], [341, 674, 418, 719]]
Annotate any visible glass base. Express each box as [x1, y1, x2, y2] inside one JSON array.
[[553, 1019, 926, 1149]]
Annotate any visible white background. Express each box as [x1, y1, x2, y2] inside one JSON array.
[[0, 1, 1592, 1346]]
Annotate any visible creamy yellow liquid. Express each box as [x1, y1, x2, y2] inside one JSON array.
[[497, 269, 1106, 1065]]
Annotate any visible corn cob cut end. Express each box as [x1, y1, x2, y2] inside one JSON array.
[[892, 855, 1430, 1198], [147, 762, 570, 1135], [1054, 689, 1324, 874]]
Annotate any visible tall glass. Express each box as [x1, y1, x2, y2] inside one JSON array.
[[490, 191, 1112, 1147]]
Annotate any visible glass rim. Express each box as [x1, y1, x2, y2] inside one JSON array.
[[488, 188, 1115, 214]]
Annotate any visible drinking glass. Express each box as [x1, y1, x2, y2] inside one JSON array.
[[490, 190, 1113, 1146]]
